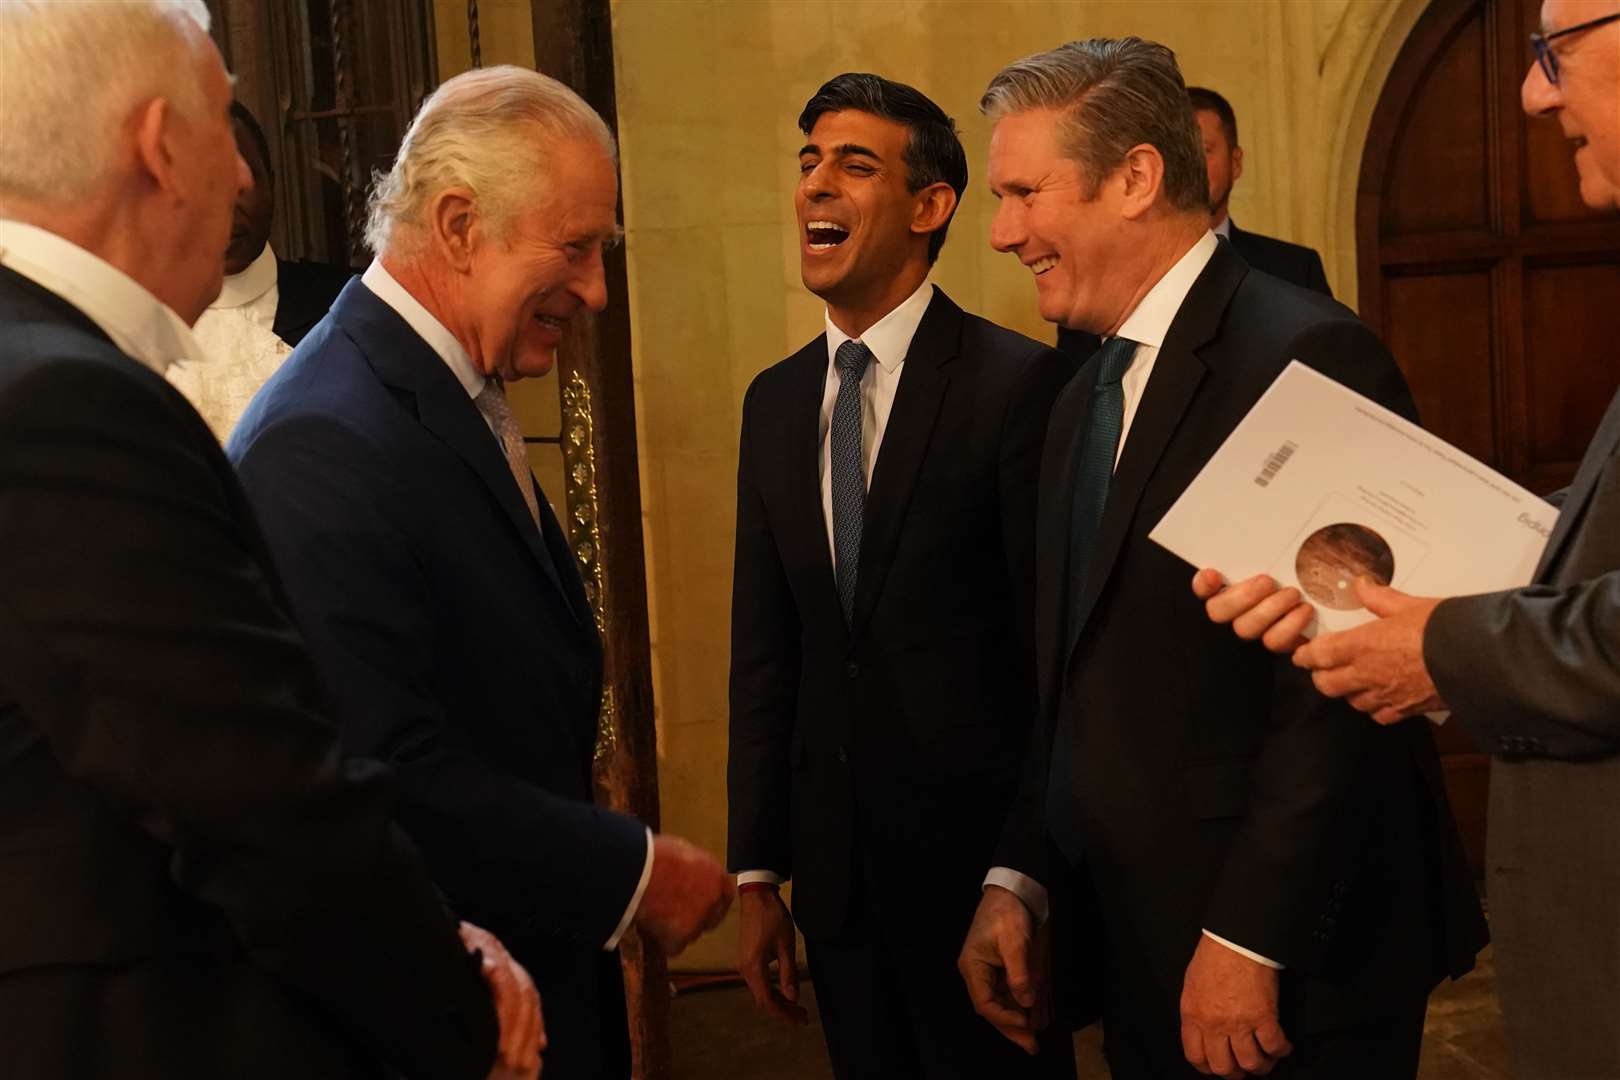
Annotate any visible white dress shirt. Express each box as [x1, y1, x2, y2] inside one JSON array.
[[984, 232, 1283, 971], [737, 278, 935, 889], [167, 245, 294, 441], [0, 218, 208, 377], [361, 260, 655, 952]]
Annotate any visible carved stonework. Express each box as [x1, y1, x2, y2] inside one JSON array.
[[561, 368, 617, 763]]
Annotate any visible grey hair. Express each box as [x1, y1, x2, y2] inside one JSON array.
[[980, 37, 1208, 212], [0, 0, 213, 203], [364, 65, 616, 256]]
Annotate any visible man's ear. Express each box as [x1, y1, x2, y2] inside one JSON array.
[[1231, 144, 1244, 184], [428, 187, 480, 272], [911, 180, 958, 237], [1119, 143, 1165, 220], [131, 97, 180, 199]]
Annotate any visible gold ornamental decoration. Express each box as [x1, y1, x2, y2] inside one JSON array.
[[561, 368, 617, 762]]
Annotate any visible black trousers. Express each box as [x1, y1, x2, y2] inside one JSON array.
[[804, 893, 1076, 1080]]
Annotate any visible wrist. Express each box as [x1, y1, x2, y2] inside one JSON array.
[[739, 881, 779, 897]]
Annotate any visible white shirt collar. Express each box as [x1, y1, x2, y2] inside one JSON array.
[[0, 218, 208, 376], [213, 244, 278, 309], [823, 278, 934, 373], [1214, 216, 1232, 239], [1114, 231, 1220, 349], [361, 259, 485, 400]]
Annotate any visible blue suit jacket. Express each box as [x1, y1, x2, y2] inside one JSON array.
[[229, 278, 645, 1077]]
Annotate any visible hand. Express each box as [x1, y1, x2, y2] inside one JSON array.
[[1180, 935, 1291, 1077], [1192, 569, 1314, 653], [957, 885, 1049, 1055], [1292, 579, 1446, 724], [635, 834, 735, 957], [459, 921, 545, 1079], [737, 887, 808, 1025]]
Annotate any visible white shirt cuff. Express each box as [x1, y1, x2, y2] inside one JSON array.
[[1202, 929, 1284, 969], [737, 869, 783, 887], [984, 867, 1049, 925], [603, 827, 655, 951]]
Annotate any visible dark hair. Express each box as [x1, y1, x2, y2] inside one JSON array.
[[229, 100, 274, 181], [797, 72, 967, 265], [1185, 86, 1237, 148]]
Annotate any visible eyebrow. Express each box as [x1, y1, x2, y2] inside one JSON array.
[[798, 142, 885, 162]]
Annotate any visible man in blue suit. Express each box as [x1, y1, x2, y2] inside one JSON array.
[[229, 66, 733, 1080]]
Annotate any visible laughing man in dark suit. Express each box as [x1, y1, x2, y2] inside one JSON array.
[[958, 38, 1485, 1080], [727, 73, 1076, 1080]]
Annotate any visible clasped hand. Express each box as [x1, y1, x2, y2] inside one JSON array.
[[459, 921, 545, 1080]]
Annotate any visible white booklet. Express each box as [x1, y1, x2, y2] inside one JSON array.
[[1149, 361, 1556, 636]]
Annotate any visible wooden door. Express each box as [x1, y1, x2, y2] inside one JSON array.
[[1357, 0, 1620, 873]]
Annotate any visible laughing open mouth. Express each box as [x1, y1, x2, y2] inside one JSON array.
[[806, 220, 851, 250]]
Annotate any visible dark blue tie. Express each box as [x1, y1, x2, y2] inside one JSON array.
[[1046, 336, 1138, 864], [831, 340, 871, 625]]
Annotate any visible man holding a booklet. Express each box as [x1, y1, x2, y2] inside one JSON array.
[[957, 35, 1486, 1080], [1195, 4, 1620, 1077]]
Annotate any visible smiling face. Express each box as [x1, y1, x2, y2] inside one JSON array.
[[795, 109, 938, 323], [460, 136, 619, 381], [988, 107, 1131, 334], [1524, 0, 1620, 210]]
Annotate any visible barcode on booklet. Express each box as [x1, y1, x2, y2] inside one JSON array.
[[1254, 441, 1298, 487]]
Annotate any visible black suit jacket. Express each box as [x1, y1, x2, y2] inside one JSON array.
[[229, 279, 646, 1079], [1000, 243, 1486, 1032], [272, 257, 353, 346], [728, 288, 1073, 943], [1055, 226, 1331, 365], [0, 266, 495, 1078]]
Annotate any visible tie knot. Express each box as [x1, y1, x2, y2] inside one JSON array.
[[835, 339, 872, 380], [1093, 337, 1136, 387]]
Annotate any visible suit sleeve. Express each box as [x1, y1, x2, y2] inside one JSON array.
[[0, 359, 496, 1079], [233, 415, 648, 947], [726, 377, 802, 877], [1200, 318, 1425, 967], [1426, 576, 1620, 757]]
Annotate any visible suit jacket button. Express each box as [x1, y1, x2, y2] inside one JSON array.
[[845, 661, 860, 679]]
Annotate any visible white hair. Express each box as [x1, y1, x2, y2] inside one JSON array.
[[0, 0, 213, 203], [365, 64, 616, 256]]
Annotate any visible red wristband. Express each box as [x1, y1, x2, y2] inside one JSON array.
[[738, 881, 779, 895]]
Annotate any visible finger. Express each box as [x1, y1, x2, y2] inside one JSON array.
[[960, 960, 1033, 1031], [515, 967, 542, 1067], [1255, 1019, 1292, 1060], [1230, 1029, 1272, 1075], [1229, 586, 1306, 643], [1203, 1033, 1241, 1078], [999, 929, 1035, 1009], [1203, 574, 1276, 624], [1260, 603, 1315, 654], [776, 930, 802, 1006], [1355, 577, 1410, 615], [1349, 689, 1382, 713], [1182, 1023, 1212, 1075], [1309, 665, 1362, 699], [1373, 705, 1407, 726], [1191, 567, 1229, 600]]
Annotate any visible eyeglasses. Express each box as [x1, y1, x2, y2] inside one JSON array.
[[1530, 10, 1620, 86]]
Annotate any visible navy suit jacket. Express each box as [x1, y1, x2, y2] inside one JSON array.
[[228, 278, 646, 1078]]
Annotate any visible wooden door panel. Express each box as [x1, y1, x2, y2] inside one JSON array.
[[1381, 11, 1491, 236], [1524, 260, 1620, 466], [1384, 271, 1498, 466]]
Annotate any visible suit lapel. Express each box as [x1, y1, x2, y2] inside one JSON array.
[[1062, 245, 1242, 670], [334, 281, 584, 629], [849, 289, 958, 637], [1535, 386, 1620, 581]]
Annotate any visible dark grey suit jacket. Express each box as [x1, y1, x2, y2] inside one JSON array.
[[1425, 385, 1620, 1079]]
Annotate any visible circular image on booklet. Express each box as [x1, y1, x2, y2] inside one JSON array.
[[1294, 523, 1395, 611]]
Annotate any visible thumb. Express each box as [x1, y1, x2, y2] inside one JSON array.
[[1355, 577, 1410, 616]]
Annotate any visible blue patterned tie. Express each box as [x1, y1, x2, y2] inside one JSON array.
[[830, 340, 871, 626], [1047, 336, 1138, 863]]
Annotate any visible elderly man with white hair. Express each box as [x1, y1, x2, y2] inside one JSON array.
[[227, 65, 735, 1080], [0, 3, 541, 1078]]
